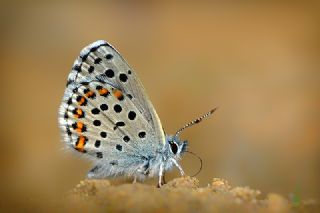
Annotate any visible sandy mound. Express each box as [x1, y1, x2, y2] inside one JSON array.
[[64, 176, 317, 213]]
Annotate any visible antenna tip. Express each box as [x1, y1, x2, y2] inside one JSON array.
[[210, 107, 218, 114]]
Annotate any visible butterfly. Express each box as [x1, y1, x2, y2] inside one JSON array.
[[58, 40, 217, 186]]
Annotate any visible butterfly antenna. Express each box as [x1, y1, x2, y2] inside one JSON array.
[[175, 107, 218, 137]]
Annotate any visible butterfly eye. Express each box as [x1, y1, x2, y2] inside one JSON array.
[[169, 141, 178, 155]]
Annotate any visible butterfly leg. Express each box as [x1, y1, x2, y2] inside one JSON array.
[[171, 158, 185, 176], [157, 163, 164, 188], [132, 177, 137, 184], [162, 172, 166, 184]]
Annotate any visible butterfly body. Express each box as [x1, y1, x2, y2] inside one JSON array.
[[59, 40, 214, 186], [86, 135, 187, 181]]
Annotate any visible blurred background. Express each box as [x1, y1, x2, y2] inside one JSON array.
[[0, 1, 319, 211]]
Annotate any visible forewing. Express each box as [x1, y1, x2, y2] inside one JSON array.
[[66, 40, 165, 145]]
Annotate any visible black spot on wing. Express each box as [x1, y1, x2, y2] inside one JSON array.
[[93, 120, 101, 126], [88, 66, 94, 73], [100, 131, 107, 138], [91, 108, 100, 115], [116, 144, 122, 151], [105, 54, 113, 60], [96, 152, 103, 158], [100, 104, 108, 111], [105, 69, 114, 78], [138, 131, 146, 138], [110, 160, 118, 165], [113, 121, 125, 130], [119, 73, 128, 82], [123, 136, 130, 142], [114, 104, 122, 113], [128, 111, 136, 120], [95, 140, 101, 148]]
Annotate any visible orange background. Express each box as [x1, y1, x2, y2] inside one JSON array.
[[1, 1, 319, 210]]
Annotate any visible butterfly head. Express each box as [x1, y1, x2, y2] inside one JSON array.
[[166, 135, 188, 156]]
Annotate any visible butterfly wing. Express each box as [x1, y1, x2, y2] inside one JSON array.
[[59, 41, 165, 178], [67, 40, 165, 145]]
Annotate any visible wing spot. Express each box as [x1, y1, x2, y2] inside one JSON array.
[[66, 127, 72, 136], [67, 98, 72, 105], [96, 152, 103, 158], [138, 131, 146, 138], [72, 122, 87, 133], [113, 89, 124, 101], [93, 120, 101, 126], [123, 136, 130, 142], [114, 121, 125, 130], [73, 65, 81, 72], [128, 111, 136, 120], [73, 108, 84, 118], [75, 136, 87, 152], [100, 104, 108, 111], [80, 82, 89, 86], [88, 66, 94, 73], [127, 94, 133, 99], [91, 108, 100, 115], [119, 73, 128, 82], [100, 131, 107, 138], [110, 160, 118, 165], [105, 54, 113, 60], [105, 69, 114, 78], [95, 140, 101, 148], [116, 144, 122, 151], [76, 96, 87, 106], [96, 85, 110, 97], [84, 89, 96, 99], [117, 121, 125, 126], [94, 58, 102, 64], [114, 104, 122, 113]]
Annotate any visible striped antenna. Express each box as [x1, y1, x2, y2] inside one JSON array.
[[175, 107, 218, 137]]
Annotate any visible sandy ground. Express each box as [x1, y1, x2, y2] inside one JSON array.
[[64, 176, 317, 213]]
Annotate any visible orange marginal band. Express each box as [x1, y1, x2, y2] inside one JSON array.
[[75, 135, 87, 152]]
